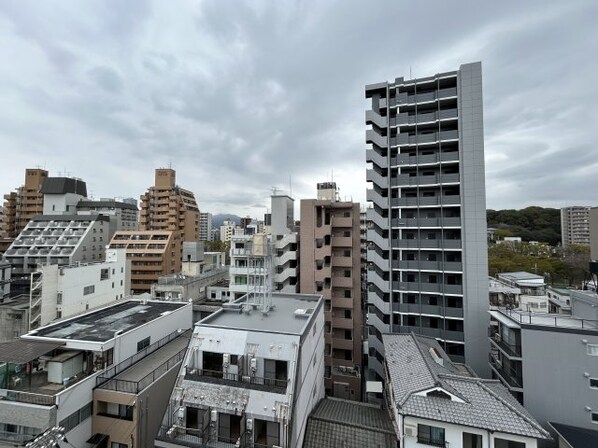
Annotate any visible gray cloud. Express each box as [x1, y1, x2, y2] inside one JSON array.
[[0, 0, 597, 218]]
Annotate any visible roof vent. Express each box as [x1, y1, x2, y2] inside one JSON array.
[[429, 347, 444, 366], [294, 308, 312, 318]]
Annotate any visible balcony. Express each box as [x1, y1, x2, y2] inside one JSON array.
[[392, 151, 459, 166], [392, 87, 457, 106], [489, 353, 522, 389], [331, 236, 352, 247], [393, 302, 463, 318], [392, 217, 461, 228], [396, 282, 463, 295], [393, 260, 463, 272], [488, 327, 522, 358], [390, 130, 459, 147], [392, 195, 461, 207], [184, 367, 288, 395], [365, 129, 388, 148], [392, 173, 460, 187], [393, 239, 461, 250]]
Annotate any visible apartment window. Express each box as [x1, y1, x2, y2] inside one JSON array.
[[344, 289, 352, 298], [83, 285, 95, 295], [344, 309, 352, 319], [417, 424, 445, 447], [590, 378, 598, 389], [59, 402, 93, 433], [587, 344, 598, 356], [104, 348, 114, 368], [100, 268, 109, 280], [111, 443, 128, 448], [137, 337, 150, 352], [493, 439, 525, 448]]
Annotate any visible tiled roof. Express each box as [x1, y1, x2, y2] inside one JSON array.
[[303, 398, 395, 448], [383, 333, 551, 440]]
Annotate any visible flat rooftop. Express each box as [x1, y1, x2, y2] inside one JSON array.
[[30, 300, 187, 342], [491, 307, 598, 331], [200, 292, 322, 335], [498, 271, 544, 281]]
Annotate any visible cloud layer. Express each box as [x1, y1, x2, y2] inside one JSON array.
[[0, 0, 597, 216]]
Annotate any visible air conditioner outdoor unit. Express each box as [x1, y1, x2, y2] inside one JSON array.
[[404, 424, 416, 437]]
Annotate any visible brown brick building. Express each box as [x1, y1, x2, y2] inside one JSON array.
[[139, 168, 199, 243], [300, 182, 363, 400], [108, 230, 181, 294], [1, 168, 48, 252]]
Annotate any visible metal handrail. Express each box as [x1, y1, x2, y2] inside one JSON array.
[[184, 367, 288, 392]]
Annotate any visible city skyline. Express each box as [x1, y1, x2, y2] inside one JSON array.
[[0, 1, 597, 216]]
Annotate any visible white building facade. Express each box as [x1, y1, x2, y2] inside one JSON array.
[[29, 248, 130, 329], [155, 292, 324, 448], [0, 299, 192, 447]]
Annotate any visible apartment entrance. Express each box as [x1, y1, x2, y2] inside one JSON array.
[[203, 351, 223, 378]]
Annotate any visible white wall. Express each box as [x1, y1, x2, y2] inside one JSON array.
[[36, 249, 128, 327], [402, 416, 538, 448], [43, 193, 85, 215], [291, 306, 325, 448]]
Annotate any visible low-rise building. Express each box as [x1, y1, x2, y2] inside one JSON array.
[[108, 230, 181, 294], [229, 234, 272, 300], [546, 286, 572, 314], [489, 295, 598, 432], [0, 299, 192, 447], [93, 329, 192, 448], [496, 272, 548, 313], [29, 248, 129, 330], [0, 295, 29, 342], [155, 291, 324, 448], [384, 333, 550, 448], [151, 268, 228, 302]]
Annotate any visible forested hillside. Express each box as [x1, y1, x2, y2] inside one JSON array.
[[487, 207, 561, 246]]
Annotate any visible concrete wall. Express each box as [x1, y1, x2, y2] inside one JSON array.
[[521, 326, 598, 430], [590, 208, 598, 260], [291, 302, 325, 448], [458, 62, 490, 376], [271, 195, 294, 236]]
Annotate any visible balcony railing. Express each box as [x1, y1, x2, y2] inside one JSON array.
[[417, 435, 449, 447], [488, 327, 521, 358], [97, 329, 190, 388], [98, 346, 187, 394], [184, 367, 288, 394], [489, 353, 522, 389], [0, 389, 56, 406]]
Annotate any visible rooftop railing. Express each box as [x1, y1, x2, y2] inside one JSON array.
[[494, 307, 598, 330], [184, 367, 288, 395]]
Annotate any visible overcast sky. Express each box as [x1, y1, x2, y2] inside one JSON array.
[[0, 0, 597, 218]]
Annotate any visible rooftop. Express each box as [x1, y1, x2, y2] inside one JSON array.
[[490, 307, 598, 331], [303, 398, 395, 448], [200, 292, 322, 336], [498, 271, 544, 282], [40, 177, 87, 197], [383, 333, 550, 440], [29, 300, 187, 342], [77, 199, 138, 211]]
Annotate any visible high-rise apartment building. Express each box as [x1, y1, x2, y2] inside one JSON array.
[[139, 168, 200, 243], [365, 62, 488, 377], [561, 206, 591, 248], [199, 212, 213, 241], [1, 168, 48, 246], [300, 182, 363, 400]]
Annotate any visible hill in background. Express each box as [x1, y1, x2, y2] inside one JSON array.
[[487, 206, 561, 246]]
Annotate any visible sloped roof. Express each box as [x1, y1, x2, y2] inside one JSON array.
[[383, 333, 550, 440], [303, 398, 395, 448]]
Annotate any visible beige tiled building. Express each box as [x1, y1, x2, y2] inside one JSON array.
[[109, 230, 181, 294], [1, 168, 48, 252], [139, 168, 199, 243], [300, 182, 363, 401]]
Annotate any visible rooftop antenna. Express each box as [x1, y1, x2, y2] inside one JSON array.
[[410, 65, 412, 79], [168, 159, 172, 169], [289, 175, 292, 197]]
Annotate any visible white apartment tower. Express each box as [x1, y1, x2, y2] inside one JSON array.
[[365, 62, 489, 377]]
